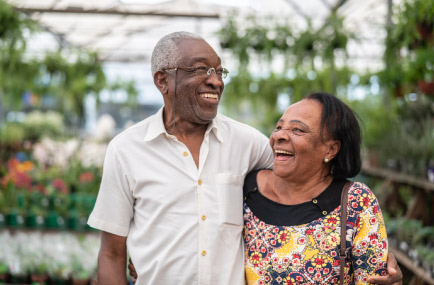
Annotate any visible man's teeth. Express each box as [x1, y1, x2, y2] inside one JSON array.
[[201, 93, 218, 99], [275, 150, 294, 156]]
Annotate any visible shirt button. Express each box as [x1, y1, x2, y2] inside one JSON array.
[[322, 211, 327, 215], [201, 250, 207, 256], [201, 215, 206, 221], [312, 199, 318, 204], [183, 151, 188, 156], [198, 180, 202, 185]]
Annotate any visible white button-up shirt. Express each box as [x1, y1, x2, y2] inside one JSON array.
[[88, 108, 273, 284]]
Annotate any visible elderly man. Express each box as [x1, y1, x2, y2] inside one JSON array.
[[88, 31, 273, 284], [88, 31, 402, 284]]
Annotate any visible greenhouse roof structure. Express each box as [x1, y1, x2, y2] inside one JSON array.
[[7, 0, 393, 72]]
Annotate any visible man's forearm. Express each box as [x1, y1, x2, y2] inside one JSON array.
[[98, 251, 128, 285]]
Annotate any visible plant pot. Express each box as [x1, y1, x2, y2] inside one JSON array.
[[0, 272, 9, 282], [0, 213, 5, 228], [417, 22, 434, 43], [418, 80, 434, 95], [27, 214, 46, 229], [6, 212, 26, 228], [49, 277, 70, 285], [72, 278, 90, 285], [10, 274, 30, 284], [393, 86, 404, 97], [31, 273, 48, 284], [68, 216, 88, 231], [45, 212, 66, 230]]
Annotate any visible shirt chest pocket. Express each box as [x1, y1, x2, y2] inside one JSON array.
[[216, 173, 244, 226]]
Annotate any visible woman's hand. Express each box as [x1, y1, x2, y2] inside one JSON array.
[[128, 257, 138, 283], [367, 252, 403, 284]]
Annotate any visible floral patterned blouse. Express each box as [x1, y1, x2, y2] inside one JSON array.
[[243, 178, 388, 284]]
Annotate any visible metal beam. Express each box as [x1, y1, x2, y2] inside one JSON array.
[[13, 7, 220, 19]]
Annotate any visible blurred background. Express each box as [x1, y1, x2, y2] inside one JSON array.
[[0, 0, 433, 284]]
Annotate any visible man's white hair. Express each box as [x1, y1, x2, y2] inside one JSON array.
[[151, 31, 204, 76]]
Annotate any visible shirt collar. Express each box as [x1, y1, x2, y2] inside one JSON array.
[[143, 107, 167, 142], [143, 107, 224, 143]]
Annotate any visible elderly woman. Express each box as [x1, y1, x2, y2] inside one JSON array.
[[243, 92, 388, 284]]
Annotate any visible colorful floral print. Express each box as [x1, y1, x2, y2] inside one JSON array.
[[244, 182, 388, 284]]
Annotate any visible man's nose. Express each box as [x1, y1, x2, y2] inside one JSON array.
[[205, 70, 223, 88]]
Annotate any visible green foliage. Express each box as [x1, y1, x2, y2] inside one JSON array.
[[217, 13, 354, 132], [0, 122, 25, 145], [0, 0, 138, 127], [383, 0, 434, 95], [22, 110, 65, 141], [350, 94, 398, 149]]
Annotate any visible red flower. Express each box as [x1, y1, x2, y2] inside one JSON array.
[[33, 183, 47, 195], [52, 178, 68, 194], [15, 172, 32, 190], [305, 228, 315, 235], [79, 172, 94, 183], [369, 233, 378, 240]]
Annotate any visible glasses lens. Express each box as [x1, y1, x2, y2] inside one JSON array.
[[213, 68, 228, 79], [195, 66, 208, 76]]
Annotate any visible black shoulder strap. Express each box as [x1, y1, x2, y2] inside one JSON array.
[[340, 181, 351, 284]]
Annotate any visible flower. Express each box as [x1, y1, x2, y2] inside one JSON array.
[[277, 230, 290, 244], [282, 276, 297, 284], [250, 251, 263, 266], [359, 193, 372, 210], [52, 179, 68, 195], [79, 172, 94, 183], [310, 254, 332, 268]]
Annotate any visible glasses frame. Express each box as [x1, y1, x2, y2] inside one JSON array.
[[162, 66, 229, 79]]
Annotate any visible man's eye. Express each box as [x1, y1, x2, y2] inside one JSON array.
[[215, 68, 224, 75], [195, 66, 208, 72]]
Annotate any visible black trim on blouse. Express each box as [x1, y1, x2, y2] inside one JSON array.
[[243, 170, 348, 226]]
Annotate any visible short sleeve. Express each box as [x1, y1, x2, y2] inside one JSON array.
[[248, 130, 273, 172], [349, 184, 388, 284], [87, 140, 135, 236]]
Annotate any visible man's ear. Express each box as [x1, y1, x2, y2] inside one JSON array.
[[154, 70, 169, 95]]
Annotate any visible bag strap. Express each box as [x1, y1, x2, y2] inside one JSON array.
[[340, 181, 351, 284]]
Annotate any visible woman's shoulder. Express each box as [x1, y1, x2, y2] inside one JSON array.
[[347, 181, 380, 212], [243, 170, 260, 197], [243, 169, 271, 198]]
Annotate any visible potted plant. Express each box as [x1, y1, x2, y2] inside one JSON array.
[[387, 0, 434, 95]]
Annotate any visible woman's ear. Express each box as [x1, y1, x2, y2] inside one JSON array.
[[154, 70, 169, 95], [327, 140, 341, 160]]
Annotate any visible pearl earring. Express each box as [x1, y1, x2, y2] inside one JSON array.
[[324, 158, 329, 163]]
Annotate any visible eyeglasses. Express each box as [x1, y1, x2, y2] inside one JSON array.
[[163, 66, 229, 79]]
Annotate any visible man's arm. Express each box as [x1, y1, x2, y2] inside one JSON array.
[[97, 231, 128, 285], [367, 252, 403, 285]]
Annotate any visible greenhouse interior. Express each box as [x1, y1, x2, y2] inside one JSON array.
[[0, 0, 433, 284]]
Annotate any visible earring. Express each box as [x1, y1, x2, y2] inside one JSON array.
[[324, 158, 329, 163]]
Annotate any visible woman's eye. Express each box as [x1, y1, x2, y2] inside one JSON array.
[[293, 128, 305, 133]]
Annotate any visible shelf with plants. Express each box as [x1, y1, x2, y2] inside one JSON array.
[[382, 0, 434, 98], [0, 111, 108, 233], [0, 112, 113, 284], [0, 229, 100, 284], [386, 217, 434, 284], [361, 167, 434, 283], [390, 247, 434, 285]]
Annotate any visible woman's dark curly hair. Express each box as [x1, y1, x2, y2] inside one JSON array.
[[306, 92, 361, 179]]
